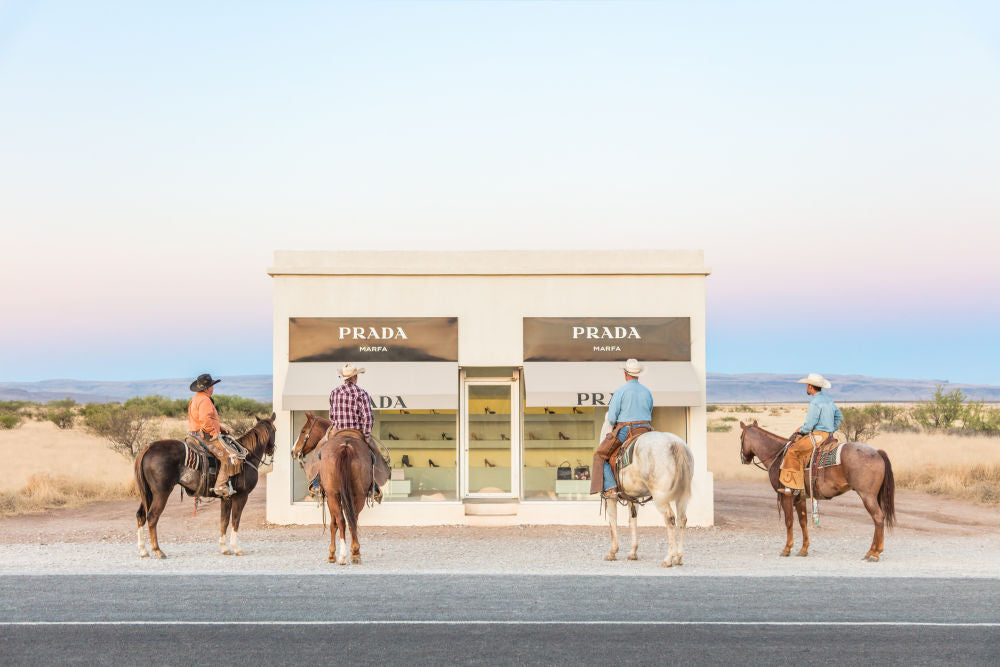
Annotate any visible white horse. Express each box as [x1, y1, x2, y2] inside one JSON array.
[[599, 422, 694, 567]]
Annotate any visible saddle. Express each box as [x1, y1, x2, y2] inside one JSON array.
[[609, 425, 652, 502], [806, 441, 849, 499], [180, 436, 218, 497]]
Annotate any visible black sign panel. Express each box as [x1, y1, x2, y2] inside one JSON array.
[[290, 317, 458, 362], [523, 317, 690, 362]]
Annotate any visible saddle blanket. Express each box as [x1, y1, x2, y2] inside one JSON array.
[[616, 439, 640, 471], [807, 442, 845, 469]]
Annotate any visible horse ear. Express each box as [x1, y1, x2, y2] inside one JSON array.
[[753, 419, 758, 426], [305, 411, 314, 419], [270, 412, 276, 422], [739, 421, 746, 429]]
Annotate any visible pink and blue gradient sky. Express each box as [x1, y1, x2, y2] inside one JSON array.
[[1, 2, 998, 384]]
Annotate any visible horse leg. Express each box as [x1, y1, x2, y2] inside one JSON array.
[[794, 496, 809, 557], [326, 494, 339, 563], [659, 500, 677, 568], [779, 494, 794, 557], [858, 490, 885, 562], [219, 497, 233, 555], [146, 491, 170, 559], [135, 504, 149, 559], [673, 494, 689, 566], [229, 494, 249, 556], [336, 504, 349, 566], [626, 504, 639, 560], [605, 503, 620, 561]]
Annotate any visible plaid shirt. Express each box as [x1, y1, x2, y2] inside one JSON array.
[[329, 380, 373, 438]]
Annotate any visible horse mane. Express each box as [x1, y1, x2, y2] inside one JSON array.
[[238, 418, 273, 454]]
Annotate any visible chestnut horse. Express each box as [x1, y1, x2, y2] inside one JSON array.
[[292, 411, 372, 565], [738, 420, 895, 561], [134, 413, 276, 559]]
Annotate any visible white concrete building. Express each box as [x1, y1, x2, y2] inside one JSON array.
[[267, 250, 713, 526]]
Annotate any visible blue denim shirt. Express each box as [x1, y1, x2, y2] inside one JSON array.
[[799, 392, 843, 434], [606, 379, 653, 426]]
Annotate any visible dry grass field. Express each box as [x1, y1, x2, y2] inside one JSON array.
[[706, 404, 1000, 504]]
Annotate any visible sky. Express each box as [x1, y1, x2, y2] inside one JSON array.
[[1, 1, 998, 384]]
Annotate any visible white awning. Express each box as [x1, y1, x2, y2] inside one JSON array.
[[281, 362, 458, 411], [523, 362, 703, 408]]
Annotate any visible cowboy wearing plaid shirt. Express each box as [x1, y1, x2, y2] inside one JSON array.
[[306, 362, 391, 502]]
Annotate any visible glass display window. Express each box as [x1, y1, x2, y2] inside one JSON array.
[[522, 405, 604, 500], [291, 409, 458, 502]]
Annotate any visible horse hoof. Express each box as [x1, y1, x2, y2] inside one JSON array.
[[234, 550, 244, 557], [672, 555, 683, 566], [627, 554, 638, 561], [139, 551, 149, 559], [863, 554, 880, 562], [153, 551, 166, 560], [796, 551, 808, 557], [661, 560, 673, 568], [221, 549, 231, 556], [604, 554, 617, 562], [351, 556, 361, 565], [779, 551, 790, 558], [328, 556, 335, 563]]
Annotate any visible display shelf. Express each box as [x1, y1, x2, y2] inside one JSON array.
[[523, 439, 594, 449], [376, 414, 457, 423], [524, 414, 594, 422], [380, 439, 458, 449]]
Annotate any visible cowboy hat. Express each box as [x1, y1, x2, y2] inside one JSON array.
[[190, 373, 222, 392], [621, 359, 644, 376], [339, 362, 366, 379], [796, 373, 831, 389]]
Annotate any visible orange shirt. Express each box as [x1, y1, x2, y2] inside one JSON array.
[[188, 391, 221, 437]]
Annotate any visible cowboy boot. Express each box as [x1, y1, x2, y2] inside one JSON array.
[[213, 465, 234, 498]]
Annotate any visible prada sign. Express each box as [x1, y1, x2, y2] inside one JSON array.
[[523, 317, 690, 362], [289, 317, 458, 362]]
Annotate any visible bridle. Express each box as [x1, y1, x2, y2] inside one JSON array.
[[294, 417, 326, 460], [241, 422, 276, 471], [740, 426, 781, 472]]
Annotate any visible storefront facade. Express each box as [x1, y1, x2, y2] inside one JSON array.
[[267, 250, 713, 526]]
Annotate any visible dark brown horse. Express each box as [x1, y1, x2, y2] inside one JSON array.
[[292, 411, 372, 564], [134, 413, 276, 559], [738, 420, 896, 561]]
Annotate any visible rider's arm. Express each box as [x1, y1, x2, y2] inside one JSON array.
[[358, 391, 374, 439], [799, 398, 819, 434], [605, 388, 622, 426], [832, 404, 843, 432]]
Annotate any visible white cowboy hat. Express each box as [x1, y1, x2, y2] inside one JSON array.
[[339, 362, 366, 378], [797, 373, 831, 389], [621, 359, 644, 376]]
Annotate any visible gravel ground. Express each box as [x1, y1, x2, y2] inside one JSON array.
[[1, 481, 998, 577]]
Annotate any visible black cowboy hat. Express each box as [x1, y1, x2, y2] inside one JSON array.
[[190, 373, 222, 392]]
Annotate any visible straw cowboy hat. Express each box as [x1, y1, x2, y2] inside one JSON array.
[[621, 359, 644, 376], [339, 362, 366, 379], [797, 373, 831, 389], [190, 373, 221, 392]]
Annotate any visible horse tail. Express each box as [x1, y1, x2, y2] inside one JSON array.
[[133, 444, 153, 519], [877, 449, 896, 529], [335, 444, 359, 538], [669, 440, 694, 499]]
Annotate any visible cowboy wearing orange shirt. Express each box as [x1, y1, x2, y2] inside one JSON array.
[[188, 373, 237, 498]]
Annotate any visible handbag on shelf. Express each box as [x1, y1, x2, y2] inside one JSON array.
[[556, 460, 572, 480], [573, 465, 590, 480]]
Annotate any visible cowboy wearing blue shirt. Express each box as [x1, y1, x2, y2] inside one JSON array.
[[780, 373, 843, 494], [590, 359, 654, 497]]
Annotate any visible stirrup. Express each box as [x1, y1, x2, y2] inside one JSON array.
[[213, 482, 235, 498], [601, 488, 619, 499]]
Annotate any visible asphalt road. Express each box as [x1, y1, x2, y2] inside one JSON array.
[[1, 575, 998, 665]]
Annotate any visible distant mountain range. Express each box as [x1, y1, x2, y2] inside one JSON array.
[[1, 373, 998, 404]]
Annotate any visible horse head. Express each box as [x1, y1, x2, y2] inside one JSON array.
[[738, 420, 758, 464], [292, 411, 329, 460], [257, 412, 277, 459]]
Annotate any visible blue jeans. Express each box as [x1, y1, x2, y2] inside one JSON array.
[[603, 422, 651, 491]]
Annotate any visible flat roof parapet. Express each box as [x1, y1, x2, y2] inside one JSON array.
[[268, 250, 709, 276]]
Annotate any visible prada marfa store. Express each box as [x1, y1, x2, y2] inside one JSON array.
[[267, 250, 714, 526]]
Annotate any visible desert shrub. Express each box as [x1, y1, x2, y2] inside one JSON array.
[[46, 398, 76, 409], [0, 400, 33, 412], [46, 408, 75, 430], [0, 414, 21, 429], [123, 395, 188, 418], [896, 464, 1000, 505], [706, 405, 720, 413], [913, 386, 967, 430], [220, 409, 258, 437], [867, 403, 906, 427], [736, 404, 760, 413], [85, 404, 153, 460], [960, 400, 1000, 436], [0, 473, 136, 516], [721, 416, 738, 422], [708, 423, 733, 432], [212, 394, 271, 416], [839, 406, 881, 442]]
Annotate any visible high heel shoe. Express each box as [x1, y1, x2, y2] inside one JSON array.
[[484, 458, 496, 468], [558, 432, 570, 441], [484, 406, 496, 414], [401, 455, 413, 468], [545, 459, 556, 467], [470, 433, 481, 441], [572, 407, 583, 414], [441, 432, 453, 441], [527, 431, 539, 440], [415, 433, 426, 441], [386, 433, 399, 440], [544, 407, 555, 414], [500, 433, 509, 440], [428, 458, 440, 468], [400, 410, 410, 415]]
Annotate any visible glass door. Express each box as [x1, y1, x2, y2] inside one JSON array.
[[461, 379, 519, 498]]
